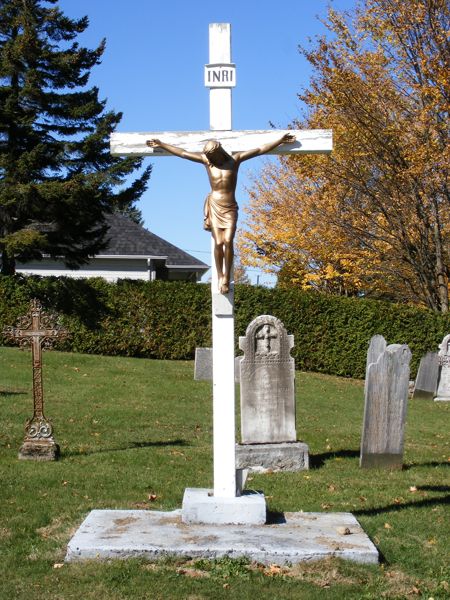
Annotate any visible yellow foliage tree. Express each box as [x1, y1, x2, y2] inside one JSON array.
[[239, 0, 449, 312]]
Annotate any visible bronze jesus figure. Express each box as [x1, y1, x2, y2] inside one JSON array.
[[146, 133, 295, 294]]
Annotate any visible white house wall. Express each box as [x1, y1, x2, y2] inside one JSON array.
[[16, 257, 154, 282], [16, 257, 205, 282]]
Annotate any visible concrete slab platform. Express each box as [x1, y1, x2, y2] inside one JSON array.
[[65, 509, 379, 565], [182, 488, 266, 525]]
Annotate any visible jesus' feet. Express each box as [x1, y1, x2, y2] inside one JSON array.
[[219, 276, 230, 294]]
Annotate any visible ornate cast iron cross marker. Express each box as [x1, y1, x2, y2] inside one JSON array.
[[4, 299, 69, 461]]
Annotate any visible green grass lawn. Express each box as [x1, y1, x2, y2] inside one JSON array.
[[0, 346, 448, 599]]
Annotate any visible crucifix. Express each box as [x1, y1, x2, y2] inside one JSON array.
[[4, 298, 69, 460], [111, 23, 332, 515]]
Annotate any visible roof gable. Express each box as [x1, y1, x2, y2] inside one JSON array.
[[101, 214, 208, 268]]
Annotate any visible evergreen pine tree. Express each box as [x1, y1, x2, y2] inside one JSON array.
[[0, 0, 151, 274]]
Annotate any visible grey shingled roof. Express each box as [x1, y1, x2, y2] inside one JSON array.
[[100, 214, 208, 269]]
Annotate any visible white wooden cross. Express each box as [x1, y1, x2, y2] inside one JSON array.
[[111, 23, 332, 501]]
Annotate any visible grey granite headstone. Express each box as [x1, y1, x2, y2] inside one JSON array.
[[412, 351, 439, 400], [435, 334, 450, 402], [364, 335, 387, 396], [366, 335, 387, 372], [194, 347, 240, 382], [239, 315, 296, 443], [360, 343, 411, 469], [194, 348, 212, 381]]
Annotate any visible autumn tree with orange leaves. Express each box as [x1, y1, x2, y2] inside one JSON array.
[[239, 0, 449, 312]]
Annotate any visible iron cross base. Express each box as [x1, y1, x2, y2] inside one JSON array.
[[19, 439, 60, 461], [19, 417, 60, 461]]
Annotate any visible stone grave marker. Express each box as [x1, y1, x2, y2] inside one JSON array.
[[236, 315, 308, 472], [194, 347, 240, 382], [3, 299, 69, 460], [435, 334, 450, 402], [412, 351, 439, 400], [364, 335, 387, 397], [194, 348, 213, 381], [360, 343, 412, 469]]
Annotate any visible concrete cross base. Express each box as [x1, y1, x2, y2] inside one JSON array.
[[182, 488, 266, 525], [434, 396, 450, 402], [19, 439, 59, 461], [236, 442, 309, 473], [65, 509, 379, 565]]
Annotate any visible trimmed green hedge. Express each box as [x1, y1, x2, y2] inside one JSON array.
[[1, 275, 449, 378]]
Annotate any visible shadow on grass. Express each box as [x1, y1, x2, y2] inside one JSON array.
[[63, 439, 189, 458], [417, 484, 450, 492], [403, 461, 450, 470], [309, 449, 360, 469], [353, 494, 449, 517], [0, 390, 27, 397]]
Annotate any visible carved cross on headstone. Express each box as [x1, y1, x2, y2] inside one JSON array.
[[4, 299, 69, 460], [255, 324, 278, 355]]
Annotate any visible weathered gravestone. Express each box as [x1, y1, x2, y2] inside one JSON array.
[[360, 338, 412, 469], [3, 299, 69, 461], [435, 334, 450, 402], [412, 351, 439, 400], [364, 335, 387, 399], [194, 348, 213, 381], [235, 315, 309, 472], [194, 347, 240, 382]]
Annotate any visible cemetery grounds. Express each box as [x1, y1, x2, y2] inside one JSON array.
[[0, 346, 448, 599]]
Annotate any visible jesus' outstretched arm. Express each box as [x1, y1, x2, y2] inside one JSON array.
[[146, 139, 204, 164], [234, 132, 295, 163]]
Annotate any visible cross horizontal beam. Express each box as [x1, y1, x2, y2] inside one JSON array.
[[110, 129, 332, 157]]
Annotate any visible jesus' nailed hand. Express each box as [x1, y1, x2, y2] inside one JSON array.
[[146, 133, 295, 294]]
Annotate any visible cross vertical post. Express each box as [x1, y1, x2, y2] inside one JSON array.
[[206, 23, 237, 498], [109, 22, 332, 521]]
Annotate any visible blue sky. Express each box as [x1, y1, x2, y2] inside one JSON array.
[[58, 0, 356, 284]]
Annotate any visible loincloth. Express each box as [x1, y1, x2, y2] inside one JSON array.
[[203, 194, 238, 231]]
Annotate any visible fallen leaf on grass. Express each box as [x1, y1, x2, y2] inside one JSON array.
[[148, 493, 158, 501], [176, 568, 209, 579], [409, 486, 418, 493], [384, 523, 392, 530], [53, 563, 64, 569], [263, 564, 284, 576]]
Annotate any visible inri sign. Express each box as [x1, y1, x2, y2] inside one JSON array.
[[204, 63, 236, 87]]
